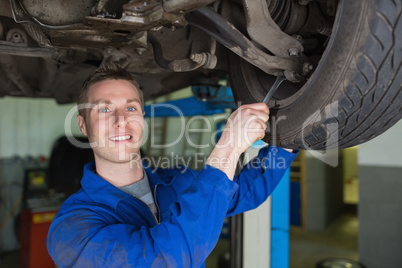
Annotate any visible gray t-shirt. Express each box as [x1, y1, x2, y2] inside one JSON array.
[[118, 170, 157, 216]]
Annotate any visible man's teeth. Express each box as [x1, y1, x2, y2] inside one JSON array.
[[110, 135, 131, 141]]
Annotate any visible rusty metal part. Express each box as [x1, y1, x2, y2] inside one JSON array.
[[283, 70, 303, 83], [122, 1, 164, 24], [149, 35, 217, 71], [242, 0, 303, 58], [22, 23, 52, 47], [20, 0, 94, 26], [0, 55, 33, 96], [6, 28, 28, 45], [163, 0, 216, 13], [0, 44, 54, 57], [0, 0, 13, 18], [9, 0, 187, 50], [186, 6, 304, 77], [190, 52, 217, 69], [94, 0, 110, 15], [101, 47, 129, 67]]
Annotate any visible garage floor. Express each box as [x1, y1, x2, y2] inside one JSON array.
[[290, 213, 359, 268], [205, 213, 358, 268]]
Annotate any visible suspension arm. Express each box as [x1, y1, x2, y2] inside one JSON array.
[[185, 6, 304, 76]]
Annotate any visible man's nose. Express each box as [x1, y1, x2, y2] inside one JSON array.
[[113, 110, 128, 128]]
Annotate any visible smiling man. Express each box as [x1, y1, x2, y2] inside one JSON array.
[[77, 78, 146, 187], [47, 64, 298, 267]]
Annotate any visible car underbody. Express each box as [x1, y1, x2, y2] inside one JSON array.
[[1, 0, 401, 150], [0, 0, 332, 102]]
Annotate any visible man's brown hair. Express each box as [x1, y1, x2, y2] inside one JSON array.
[[77, 63, 144, 120]]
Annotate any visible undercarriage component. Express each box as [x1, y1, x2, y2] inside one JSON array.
[[149, 35, 217, 72], [0, 45, 53, 57], [186, 6, 304, 77], [0, 25, 54, 57], [121, 0, 164, 24], [163, 0, 216, 13], [242, 0, 304, 58], [6, 28, 28, 45], [19, 0, 94, 26], [0, 55, 32, 96], [93, 0, 111, 16]]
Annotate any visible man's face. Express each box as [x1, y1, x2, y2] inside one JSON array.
[[77, 79, 145, 164]]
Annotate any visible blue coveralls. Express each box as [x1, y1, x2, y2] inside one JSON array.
[[47, 145, 297, 267]]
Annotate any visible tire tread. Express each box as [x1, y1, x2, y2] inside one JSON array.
[[299, 0, 402, 149]]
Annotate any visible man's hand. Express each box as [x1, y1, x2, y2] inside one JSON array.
[[206, 103, 269, 180], [218, 103, 269, 154]]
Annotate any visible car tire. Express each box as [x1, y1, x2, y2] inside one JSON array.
[[229, 0, 402, 150]]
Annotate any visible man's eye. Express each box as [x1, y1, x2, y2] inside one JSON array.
[[127, 107, 136, 112], [99, 107, 110, 113]]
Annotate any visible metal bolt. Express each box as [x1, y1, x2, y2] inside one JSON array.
[[12, 33, 22, 43], [136, 48, 147, 55], [303, 62, 314, 74], [190, 53, 207, 64], [288, 48, 300, 57]]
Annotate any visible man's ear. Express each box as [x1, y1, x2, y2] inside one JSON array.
[[77, 114, 88, 136]]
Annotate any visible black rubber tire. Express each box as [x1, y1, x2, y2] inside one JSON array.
[[229, 0, 402, 150]]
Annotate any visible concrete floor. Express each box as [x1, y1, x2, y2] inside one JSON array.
[[205, 213, 358, 268], [290, 213, 359, 268]]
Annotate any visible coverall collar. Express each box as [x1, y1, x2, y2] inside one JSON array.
[[81, 161, 175, 209]]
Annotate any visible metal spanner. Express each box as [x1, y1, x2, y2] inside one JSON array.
[[262, 76, 286, 105], [262, 76, 286, 146]]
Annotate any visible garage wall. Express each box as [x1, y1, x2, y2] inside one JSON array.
[[305, 151, 344, 230], [358, 120, 402, 268], [0, 97, 82, 158], [0, 97, 82, 251]]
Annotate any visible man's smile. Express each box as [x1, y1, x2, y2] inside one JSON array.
[[109, 135, 133, 142]]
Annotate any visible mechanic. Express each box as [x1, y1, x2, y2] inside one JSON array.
[[46, 64, 298, 267]]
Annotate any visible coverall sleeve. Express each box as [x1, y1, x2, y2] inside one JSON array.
[[47, 165, 238, 268], [226, 145, 298, 216]]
